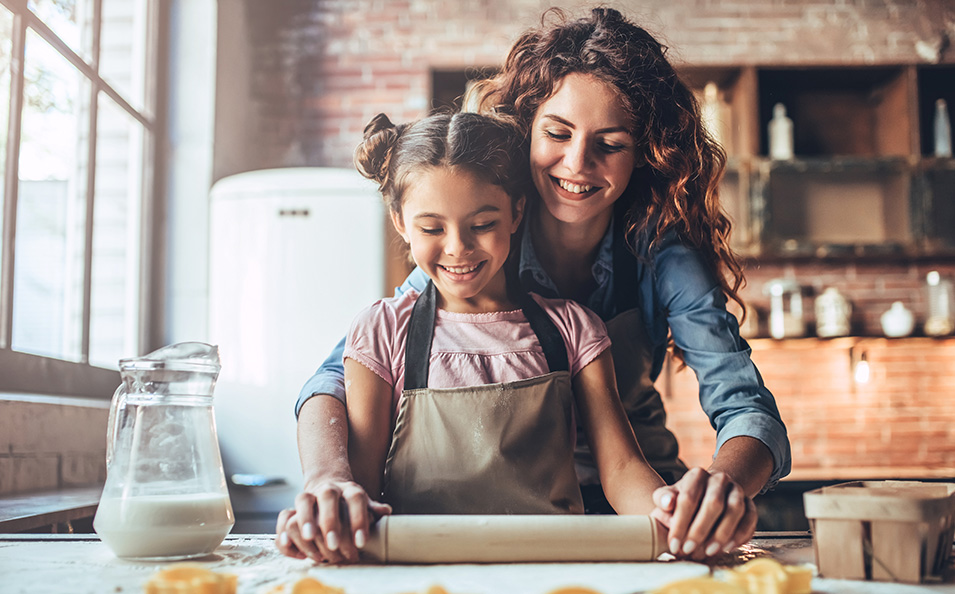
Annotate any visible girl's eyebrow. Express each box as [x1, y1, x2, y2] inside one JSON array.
[[412, 205, 501, 221], [540, 114, 631, 135]]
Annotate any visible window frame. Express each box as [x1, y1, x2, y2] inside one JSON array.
[[0, 0, 163, 399]]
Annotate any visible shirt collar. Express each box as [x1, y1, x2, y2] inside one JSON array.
[[518, 217, 615, 297]]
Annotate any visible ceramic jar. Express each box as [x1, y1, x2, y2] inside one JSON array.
[[881, 301, 915, 338], [815, 287, 851, 338]]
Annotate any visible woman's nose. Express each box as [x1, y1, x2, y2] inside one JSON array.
[[564, 137, 592, 173]]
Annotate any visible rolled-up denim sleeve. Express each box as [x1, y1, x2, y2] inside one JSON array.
[[654, 237, 792, 490], [294, 266, 430, 418]]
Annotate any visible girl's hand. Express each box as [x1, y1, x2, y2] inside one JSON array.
[[274, 480, 392, 564], [649, 467, 757, 561]]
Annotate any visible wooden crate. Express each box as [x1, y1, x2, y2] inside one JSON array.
[[803, 480, 955, 583]]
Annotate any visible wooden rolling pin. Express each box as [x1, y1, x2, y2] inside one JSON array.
[[360, 514, 667, 564]]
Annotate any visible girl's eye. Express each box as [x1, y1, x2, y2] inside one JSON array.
[[419, 227, 443, 235], [544, 129, 570, 141], [472, 221, 497, 232]]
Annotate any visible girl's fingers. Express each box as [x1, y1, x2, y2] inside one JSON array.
[[653, 485, 678, 513], [275, 508, 305, 559], [682, 472, 732, 559], [284, 512, 325, 562], [665, 468, 707, 555]]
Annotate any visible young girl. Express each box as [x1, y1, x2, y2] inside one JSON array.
[[277, 111, 664, 562]]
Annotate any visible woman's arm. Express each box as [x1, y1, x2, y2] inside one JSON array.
[[649, 235, 784, 559], [573, 349, 665, 514]]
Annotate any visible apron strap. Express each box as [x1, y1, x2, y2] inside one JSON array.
[[519, 291, 569, 373], [612, 201, 640, 312], [403, 281, 437, 391], [403, 280, 569, 390]]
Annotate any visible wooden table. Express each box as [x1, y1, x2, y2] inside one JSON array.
[[0, 532, 950, 594]]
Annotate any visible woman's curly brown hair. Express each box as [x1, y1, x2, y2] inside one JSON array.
[[469, 7, 745, 312]]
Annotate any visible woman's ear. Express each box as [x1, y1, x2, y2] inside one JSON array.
[[511, 196, 526, 232], [391, 209, 410, 243]]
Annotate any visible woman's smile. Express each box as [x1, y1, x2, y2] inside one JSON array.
[[552, 176, 600, 198]]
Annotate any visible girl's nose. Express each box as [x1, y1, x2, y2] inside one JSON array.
[[444, 229, 474, 256]]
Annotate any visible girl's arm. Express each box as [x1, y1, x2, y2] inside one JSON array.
[[573, 349, 666, 514], [343, 358, 395, 497]]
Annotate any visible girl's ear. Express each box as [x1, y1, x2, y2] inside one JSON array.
[[511, 196, 526, 232], [391, 210, 410, 243]]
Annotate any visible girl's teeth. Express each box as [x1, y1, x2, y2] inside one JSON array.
[[444, 264, 479, 274], [558, 179, 593, 194]]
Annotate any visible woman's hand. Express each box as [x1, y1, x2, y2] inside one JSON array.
[[274, 480, 392, 564], [649, 467, 758, 561]]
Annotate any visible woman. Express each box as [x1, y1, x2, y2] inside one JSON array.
[[280, 7, 791, 564]]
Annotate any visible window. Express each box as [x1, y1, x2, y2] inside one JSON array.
[[0, 0, 160, 397]]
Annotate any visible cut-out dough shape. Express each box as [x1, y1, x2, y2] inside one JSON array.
[[143, 563, 237, 594]]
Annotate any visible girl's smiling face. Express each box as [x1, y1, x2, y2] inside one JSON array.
[[529, 72, 639, 229], [392, 166, 524, 313]]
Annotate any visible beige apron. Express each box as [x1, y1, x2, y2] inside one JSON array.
[[574, 213, 688, 500], [381, 282, 584, 515]]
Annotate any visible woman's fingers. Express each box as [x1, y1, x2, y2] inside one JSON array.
[[728, 492, 759, 551], [662, 468, 758, 560], [313, 485, 351, 563], [699, 482, 749, 558]]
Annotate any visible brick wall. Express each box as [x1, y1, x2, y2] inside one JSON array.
[[660, 336, 955, 480], [0, 399, 107, 495], [220, 0, 955, 176], [218, 0, 955, 481]]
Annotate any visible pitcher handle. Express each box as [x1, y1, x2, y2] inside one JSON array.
[[105, 383, 127, 468]]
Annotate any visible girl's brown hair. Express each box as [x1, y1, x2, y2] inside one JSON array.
[[470, 7, 745, 310], [354, 112, 529, 217]]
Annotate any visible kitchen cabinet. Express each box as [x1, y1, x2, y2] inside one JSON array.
[[682, 63, 955, 258]]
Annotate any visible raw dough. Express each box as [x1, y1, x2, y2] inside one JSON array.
[[143, 563, 237, 594]]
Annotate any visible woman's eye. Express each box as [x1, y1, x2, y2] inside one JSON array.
[[599, 142, 625, 153], [419, 227, 443, 235], [472, 221, 497, 232], [544, 130, 570, 141]]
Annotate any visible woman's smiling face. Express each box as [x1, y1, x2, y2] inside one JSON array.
[[529, 72, 639, 227]]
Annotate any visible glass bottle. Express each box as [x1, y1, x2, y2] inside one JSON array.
[[935, 99, 952, 158]]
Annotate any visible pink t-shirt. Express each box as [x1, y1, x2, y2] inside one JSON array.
[[344, 289, 611, 412]]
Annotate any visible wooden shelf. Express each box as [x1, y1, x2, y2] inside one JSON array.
[[0, 486, 102, 533], [677, 63, 955, 258]]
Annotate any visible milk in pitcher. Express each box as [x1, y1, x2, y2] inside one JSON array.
[[94, 492, 234, 560]]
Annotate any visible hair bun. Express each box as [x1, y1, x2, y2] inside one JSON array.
[[354, 113, 401, 186]]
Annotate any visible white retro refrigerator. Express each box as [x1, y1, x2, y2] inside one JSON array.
[[208, 167, 385, 531]]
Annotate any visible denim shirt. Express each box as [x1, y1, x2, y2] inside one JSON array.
[[296, 219, 792, 488]]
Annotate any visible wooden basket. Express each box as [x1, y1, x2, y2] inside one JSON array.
[[803, 480, 955, 583]]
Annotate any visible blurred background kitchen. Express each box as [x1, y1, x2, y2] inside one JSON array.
[[1, 0, 954, 534]]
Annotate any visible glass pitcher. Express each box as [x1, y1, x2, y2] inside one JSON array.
[[93, 342, 235, 560]]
